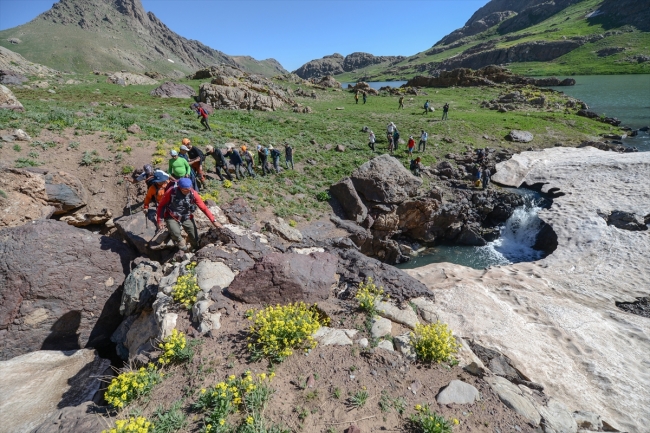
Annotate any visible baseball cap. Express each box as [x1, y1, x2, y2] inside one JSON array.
[[180, 145, 189, 151], [170, 150, 178, 156], [178, 178, 192, 189]]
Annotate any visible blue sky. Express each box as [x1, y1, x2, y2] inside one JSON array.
[[0, 0, 489, 71]]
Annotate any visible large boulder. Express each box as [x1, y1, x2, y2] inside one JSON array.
[[0, 69, 28, 85], [120, 261, 163, 317], [226, 251, 338, 304], [0, 220, 136, 360], [350, 154, 422, 204], [150, 81, 196, 98], [330, 177, 368, 223], [0, 168, 54, 228], [114, 211, 174, 257], [506, 130, 534, 143], [43, 170, 89, 215], [106, 72, 157, 86], [0, 349, 109, 433], [0, 83, 24, 111]]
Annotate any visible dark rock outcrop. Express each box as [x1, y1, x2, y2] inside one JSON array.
[[0, 220, 136, 360], [150, 81, 196, 98], [293, 52, 404, 79], [226, 252, 338, 304], [605, 211, 648, 231], [404, 66, 575, 88], [350, 154, 422, 204], [330, 177, 368, 224]]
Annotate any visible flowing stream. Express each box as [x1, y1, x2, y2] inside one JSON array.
[[397, 189, 550, 270]]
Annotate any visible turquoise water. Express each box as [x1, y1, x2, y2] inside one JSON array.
[[549, 75, 650, 150]]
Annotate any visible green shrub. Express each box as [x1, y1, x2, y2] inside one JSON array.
[[122, 165, 135, 174], [80, 150, 109, 166], [316, 191, 330, 201], [104, 364, 162, 409], [409, 405, 455, 433], [0, 189, 7, 199], [354, 277, 385, 316], [152, 401, 187, 433], [171, 262, 199, 308], [157, 329, 195, 365], [410, 322, 460, 363], [12, 144, 21, 152], [246, 302, 328, 363], [15, 158, 42, 168]]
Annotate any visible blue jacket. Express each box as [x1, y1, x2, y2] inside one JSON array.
[[228, 149, 243, 165]]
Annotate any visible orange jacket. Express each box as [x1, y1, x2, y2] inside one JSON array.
[[143, 181, 169, 210]]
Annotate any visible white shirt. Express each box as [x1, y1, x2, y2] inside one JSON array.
[[421, 132, 428, 141], [387, 124, 395, 133]]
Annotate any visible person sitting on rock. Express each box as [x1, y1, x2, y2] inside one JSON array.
[[168, 149, 191, 182], [155, 177, 222, 252], [410, 157, 423, 177], [205, 145, 233, 182], [143, 171, 170, 214], [191, 103, 212, 131]]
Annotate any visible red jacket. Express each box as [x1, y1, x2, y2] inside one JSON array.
[[408, 138, 416, 148], [197, 107, 208, 118], [156, 188, 215, 225]]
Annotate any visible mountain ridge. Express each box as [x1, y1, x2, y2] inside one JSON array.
[[0, 0, 285, 77]]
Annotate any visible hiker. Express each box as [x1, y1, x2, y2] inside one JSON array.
[[393, 128, 400, 151], [423, 100, 430, 115], [387, 122, 395, 136], [226, 146, 245, 180], [178, 145, 199, 191], [183, 138, 206, 183], [388, 134, 395, 154], [269, 145, 281, 173], [241, 145, 257, 178], [368, 130, 376, 151], [410, 157, 423, 177], [155, 177, 222, 252], [355, 91, 359, 104], [168, 149, 191, 181], [407, 136, 416, 157], [257, 145, 271, 176], [482, 167, 491, 190], [362, 92, 367, 104], [191, 103, 212, 131], [284, 143, 294, 170], [418, 130, 428, 152], [475, 166, 482, 188], [205, 145, 233, 181], [399, 95, 404, 109], [123, 164, 154, 186], [442, 103, 449, 120], [143, 171, 170, 213]]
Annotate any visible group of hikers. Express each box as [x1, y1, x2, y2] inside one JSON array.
[[125, 137, 295, 252]]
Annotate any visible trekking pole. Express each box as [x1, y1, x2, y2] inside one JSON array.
[[126, 183, 132, 216]]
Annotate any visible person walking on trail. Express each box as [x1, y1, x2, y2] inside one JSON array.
[[388, 134, 395, 154], [156, 177, 222, 252], [184, 138, 206, 183], [410, 157, 423, 177], [240, 145, 257, 178], [418, 130, 428, 152], [407, 136, 416, 157], [124, 164, 155, 186], [368, 130, 376, 151], [269, 145, 281, 173], [143, 171, 170, 213], [362, 92, 367, 104], [442, 103, 449, 120], [257, 145, 271, 176], [398, 95, 404, 109], [192, 103, 212, 131], [168, 149, 191, 181], [393, 128, 400, 151], [482, 167, 491, 190], [423, 100, 430, 115], [205, 145, 233, 181], [284, 143, 294, 170], [226, 146, 245, 180], [355, 91, 359, 104]]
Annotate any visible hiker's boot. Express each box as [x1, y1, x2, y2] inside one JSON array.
[[177, 240, 189, 252]]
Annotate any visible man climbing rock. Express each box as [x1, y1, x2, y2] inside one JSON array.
[[205, 145, 233, 181], [143, 171, 170, 213], [156, 177, 222, 252]]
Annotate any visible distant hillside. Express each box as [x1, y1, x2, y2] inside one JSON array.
[[0, 0, 282, 77], [231, 56, 287, 77], [293, 52, 405, 79], [334, 0, 650, 81]]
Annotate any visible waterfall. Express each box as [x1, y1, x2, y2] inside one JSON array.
[[482, 192, 546, 264]]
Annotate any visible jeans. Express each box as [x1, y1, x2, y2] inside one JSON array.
[[200, 117, 211, 131], [442, 111, 448, 120], [233, 163, 245, 180], [215, 165, 232, 181], [272, 157, 280, 173], [246, 162, 256, 177], [260, 160, 270, 176], [285, 157, 294, 170], [418, 140, 426, 152], [166, 218, 199, 250], [368, 141, 375, 151]]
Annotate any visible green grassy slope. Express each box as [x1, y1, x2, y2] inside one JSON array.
[[335, 0, 649, 81], [0, 76, 620, 220]]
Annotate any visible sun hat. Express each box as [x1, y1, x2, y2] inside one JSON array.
[[268, 145, 274, 150], [205, 145, 214, 153], [170, 150, 178, 156], [182, 138, 190, 145], [180, 145, 189, 152], [152, 171, 169, 183], [178, 178, 192, 189]]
